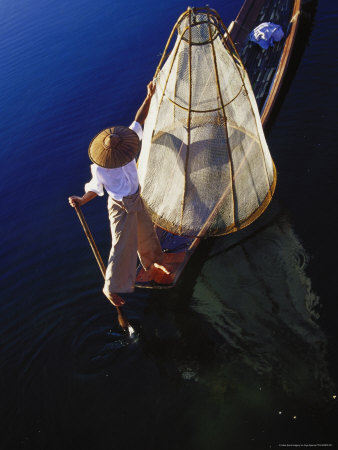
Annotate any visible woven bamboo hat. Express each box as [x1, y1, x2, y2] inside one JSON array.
[[88, 126, 140, 168]]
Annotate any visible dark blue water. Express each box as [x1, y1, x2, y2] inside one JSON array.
[[1, 0, 337, 449]]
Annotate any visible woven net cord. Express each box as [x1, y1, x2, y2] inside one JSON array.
[[138, 7, 276, 238]]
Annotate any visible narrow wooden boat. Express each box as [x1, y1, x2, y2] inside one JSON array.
[[231, 0, 301, 126], [135, 0, 301, 289]]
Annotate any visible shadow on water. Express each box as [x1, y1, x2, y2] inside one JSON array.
[[1, 202, 337, 450], [139, 200, 337, 449], [0, 0, 336, 448]]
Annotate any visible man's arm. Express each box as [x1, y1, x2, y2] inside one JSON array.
[[68, 191, 97, 207], [69, 164, 103, 208], [134, 81, 156, 126]]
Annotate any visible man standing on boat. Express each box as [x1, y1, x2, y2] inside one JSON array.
[[68, 81, 169, 307]]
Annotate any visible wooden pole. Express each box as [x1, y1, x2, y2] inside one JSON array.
[[74, 204, 130, 331]]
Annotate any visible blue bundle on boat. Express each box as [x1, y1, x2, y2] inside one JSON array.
[[249, 22, 284, 49]]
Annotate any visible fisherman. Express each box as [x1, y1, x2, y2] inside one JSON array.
[[68, 81, 169, 307]]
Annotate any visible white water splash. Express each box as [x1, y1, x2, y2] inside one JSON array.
[[127, 324, 135, 337]]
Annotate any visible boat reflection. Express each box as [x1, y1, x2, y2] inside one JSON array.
[[189, 210, 335, 407]]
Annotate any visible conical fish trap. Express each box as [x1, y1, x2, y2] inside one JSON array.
[[138, 7, 276, 237]]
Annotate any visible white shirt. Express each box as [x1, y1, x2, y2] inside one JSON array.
[[84, 121, 143, 201]]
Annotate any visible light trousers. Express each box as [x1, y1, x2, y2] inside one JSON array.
[[103, 189, 163, 296]]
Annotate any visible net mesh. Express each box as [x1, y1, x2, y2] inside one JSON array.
[[138, 7, 276, 237]]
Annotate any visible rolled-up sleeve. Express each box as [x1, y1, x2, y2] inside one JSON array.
[[84, 164, 104, 196], [129, 121, 143, 140]]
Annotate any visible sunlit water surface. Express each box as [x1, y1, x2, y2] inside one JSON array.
[[1, 0, 337, 448]]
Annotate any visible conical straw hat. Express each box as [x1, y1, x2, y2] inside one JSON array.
[[88, 126, 140, 168]]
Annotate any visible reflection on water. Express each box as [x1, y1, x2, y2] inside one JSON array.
[[1, 0, 337, 447], [1, 210, 337, 450], [191, 213, 335, 405], [128, 209, 336, 449]]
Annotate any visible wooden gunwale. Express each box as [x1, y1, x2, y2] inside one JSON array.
[[260, 0, 301, 126], [227, 0, 266, 52]]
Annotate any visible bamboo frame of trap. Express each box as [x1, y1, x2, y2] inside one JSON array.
[[146, 6, 276, 238]]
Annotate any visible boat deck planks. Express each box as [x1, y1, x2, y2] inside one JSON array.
[[135, 0, 301, 289]]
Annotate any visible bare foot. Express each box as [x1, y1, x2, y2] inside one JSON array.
[[152, 262, 171, 275], [111, 294, 125, 307]]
